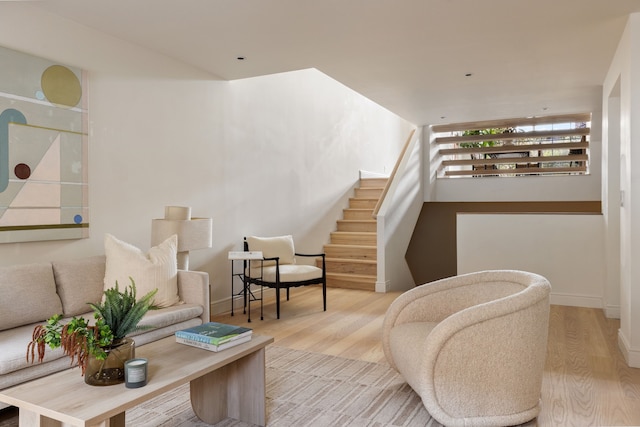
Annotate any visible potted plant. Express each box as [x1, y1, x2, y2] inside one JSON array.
[[27, 279, 157, 386]]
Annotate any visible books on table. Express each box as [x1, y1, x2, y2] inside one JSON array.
[[175, 322, 252, 352], [176, 334, 252, 352]]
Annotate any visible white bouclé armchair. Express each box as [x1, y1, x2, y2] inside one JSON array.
[[382, 270, 551, 427]]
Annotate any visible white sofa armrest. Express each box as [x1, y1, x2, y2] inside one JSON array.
[[177, 270, 210, 324]]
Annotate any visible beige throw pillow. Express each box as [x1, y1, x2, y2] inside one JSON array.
[[0, 263, 63, 331], [104, 233, 180, 308]]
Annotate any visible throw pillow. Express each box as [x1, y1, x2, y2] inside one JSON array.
[[0, 263, 63, 331], [104, 233, 180, 308], [52, 255, 106, 317]]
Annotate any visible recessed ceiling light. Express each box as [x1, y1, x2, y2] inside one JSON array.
[[237, 56, 246, 61], [464, 73, 473, 77]]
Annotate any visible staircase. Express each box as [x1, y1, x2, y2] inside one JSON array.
[[322, 177, 387, 291]]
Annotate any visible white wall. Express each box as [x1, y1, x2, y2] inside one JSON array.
[[603, 13, 640, 368], [376, 128, 423, 292], [457, 213, 605, 309], [426, 98, 606, 306], [0, 4, 413, 314]]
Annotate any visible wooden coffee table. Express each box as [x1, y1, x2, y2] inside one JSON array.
[[0, 334, 274, 427]]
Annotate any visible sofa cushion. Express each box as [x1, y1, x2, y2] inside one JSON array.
[[248, 264, 322, 282], [0, 322, 66, 375], [52, 256, 106, 317], [133, 303, 203, 334], [104, 233, 180, 308], [389, 321, 439, 390], [0, 263, 63, 331]]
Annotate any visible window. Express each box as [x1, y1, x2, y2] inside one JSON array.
[[433, 113, 590, 178]]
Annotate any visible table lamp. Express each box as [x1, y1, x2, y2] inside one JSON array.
[[151, 206, 212, 270]]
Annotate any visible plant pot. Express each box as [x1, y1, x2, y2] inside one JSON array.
[[84, 338, 135, 386]]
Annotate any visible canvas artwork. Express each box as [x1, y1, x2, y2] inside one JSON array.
[[0, 46, 88, 243]]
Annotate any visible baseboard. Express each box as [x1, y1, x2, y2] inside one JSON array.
[[604, 304, 621, 319], [549, 292, 603, 309], [375, 280, 390, 293], [618, 330, 640, 368]]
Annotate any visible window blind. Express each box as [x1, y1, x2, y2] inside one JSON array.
[[433, 113, 590, 178]]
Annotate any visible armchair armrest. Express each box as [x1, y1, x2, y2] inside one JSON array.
[[295, 252, 325, 258], [177, 270, 210, 324], [382, 271, 547, 369], [384, 270, 533, 328], [295, 253, 326, 275]]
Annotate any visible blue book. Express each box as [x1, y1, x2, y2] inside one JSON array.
[[175, 322, 252, 346]]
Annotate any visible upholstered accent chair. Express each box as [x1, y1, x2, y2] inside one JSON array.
[[244, 235, 326, 319], [382, 270, 551, 427]]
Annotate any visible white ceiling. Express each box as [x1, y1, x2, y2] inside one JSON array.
[[31, 0, 640, 126]]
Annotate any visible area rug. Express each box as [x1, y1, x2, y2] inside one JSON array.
[[0, 346, 441, 426]]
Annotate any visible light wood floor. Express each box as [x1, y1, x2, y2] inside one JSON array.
[[213, 286, 640, 427]]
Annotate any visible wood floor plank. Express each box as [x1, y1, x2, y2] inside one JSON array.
[[212, 287, 640, 426]]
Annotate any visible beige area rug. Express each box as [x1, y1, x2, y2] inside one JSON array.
[[0, 346, 441, 426]]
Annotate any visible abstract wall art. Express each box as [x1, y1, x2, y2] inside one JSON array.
[[0, 46, 88, 243]]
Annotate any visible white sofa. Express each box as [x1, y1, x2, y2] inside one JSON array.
[[0, 255, 210, 409], [382, 270, 551, 427]]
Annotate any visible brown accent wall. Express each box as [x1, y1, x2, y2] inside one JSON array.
[[405, 201, 601, 286]]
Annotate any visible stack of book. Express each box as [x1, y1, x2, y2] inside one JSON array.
[[175, 322, 253, 352]]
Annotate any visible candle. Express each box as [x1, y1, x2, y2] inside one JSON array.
[[124, 358, 148, 388]]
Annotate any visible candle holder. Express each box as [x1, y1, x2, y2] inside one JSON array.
[[124, 358, 148, 388]]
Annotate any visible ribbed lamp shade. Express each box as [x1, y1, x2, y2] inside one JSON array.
[[151, 206, 212, 270]]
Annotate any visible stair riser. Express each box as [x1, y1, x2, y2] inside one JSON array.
[[355, 188, 384, 199], [324, 246, 376, 260], [337, 221, 376, 232], [323, 260, 376, 275], [343, 210, 374, 220], [359, 178, 388, 188], [330, 233, 376, 245], [349, 198, 378, 209]]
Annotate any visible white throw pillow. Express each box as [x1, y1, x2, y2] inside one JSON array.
[[104, 233, 180, 308]]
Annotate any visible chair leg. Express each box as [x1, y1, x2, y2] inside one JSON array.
[[323, 280, 327, 311], [286, 287, 290, 301], [276, 287, 281, 319]]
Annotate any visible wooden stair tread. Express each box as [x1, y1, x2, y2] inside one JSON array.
[[330, 231, 377, 237], [325, 243, 376, 248], [327, 272, 376, 280], [331, 231, 376, 235], [325, 257, 377, 264], [359, 177, 389, 187], [330, 231, 377, 245]]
